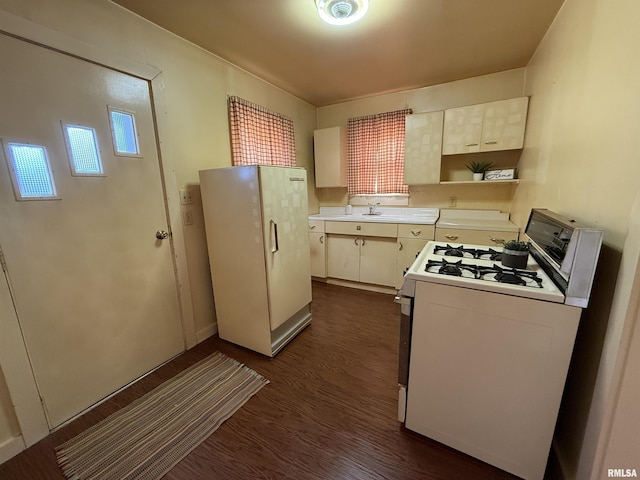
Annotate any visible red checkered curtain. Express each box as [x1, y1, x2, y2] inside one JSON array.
[[228, 96, 296, 167], [347, 108, 411, 195]]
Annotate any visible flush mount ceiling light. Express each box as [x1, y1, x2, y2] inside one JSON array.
[[315, 0, 370, 26]]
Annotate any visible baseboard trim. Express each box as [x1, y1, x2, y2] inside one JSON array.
[[0, 435, 26, 465], [195, 323, 217, 344], [324, 278, 396, 295], [547, 439, 569, 480]]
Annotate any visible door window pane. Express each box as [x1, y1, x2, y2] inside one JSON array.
[[5, 142, 57, 199], [64, 124, 103, 175], [108, 107, 140, 156]]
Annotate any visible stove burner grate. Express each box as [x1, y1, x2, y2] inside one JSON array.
[[425, 259, 478, 277], [433, 244, 477, 258], [475, 248, 503, 262], [477, 264, 543, 288], [434, 244, 505, 261]]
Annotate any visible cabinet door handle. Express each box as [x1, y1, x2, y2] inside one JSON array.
[[361, 238, 365, 246], [465, 143, 478, 147], [270, 219, 279, 253], [354, 237, 360, 246], [490, 237, 505, 245], [309, 224, 316, 230], [399, 242, 404, 251], [410, 230, 421, 236], [319, 235, 324, 244], [484, 141, 498, 145], [445, 235, 459, 241]]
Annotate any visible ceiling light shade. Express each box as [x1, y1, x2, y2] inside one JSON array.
[[315, 0, 369, 26]]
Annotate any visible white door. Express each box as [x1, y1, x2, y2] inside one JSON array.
[[0, 34, 184, 428], [259, 167, 311, 331]]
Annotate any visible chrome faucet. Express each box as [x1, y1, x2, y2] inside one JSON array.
[[368, 202, 380, 214]]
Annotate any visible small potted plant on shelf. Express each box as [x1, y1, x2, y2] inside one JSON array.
[[501, 240, 530, 269], [466, 161, 494, 181]]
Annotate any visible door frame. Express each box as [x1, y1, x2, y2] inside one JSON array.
[[0, 10, 196, 449]]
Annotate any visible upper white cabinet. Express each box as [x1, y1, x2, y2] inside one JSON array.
[[442, 104, 484, 155], [442, 97, 529, 155], [404, 111, 444, 185], [313, 126, 347, 188]]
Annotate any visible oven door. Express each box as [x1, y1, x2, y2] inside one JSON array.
[[395, 294, 413, 422]]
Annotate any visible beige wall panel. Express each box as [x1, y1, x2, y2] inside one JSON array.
[[507, 0, 640, 478], [316, 68, 526, 129], [0, 368, 20, 450]]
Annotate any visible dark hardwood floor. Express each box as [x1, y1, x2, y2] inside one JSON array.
[[0, 282, 520, 479]]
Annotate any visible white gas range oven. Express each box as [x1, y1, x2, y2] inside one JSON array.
[[396, 209, 603, 480]]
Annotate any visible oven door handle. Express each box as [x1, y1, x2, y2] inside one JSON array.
[[394, 295, 411, 306]]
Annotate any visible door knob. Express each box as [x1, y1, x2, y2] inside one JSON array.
[[155, 230, 169, 240]]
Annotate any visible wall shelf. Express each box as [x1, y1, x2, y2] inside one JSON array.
[[439, 179, 519, 185]]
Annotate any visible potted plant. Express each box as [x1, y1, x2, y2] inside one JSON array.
[[501, 240, 530, 269], [466, 161, 494, 181]]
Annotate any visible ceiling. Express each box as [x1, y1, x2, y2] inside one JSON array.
[[111, 0, 564, 107]]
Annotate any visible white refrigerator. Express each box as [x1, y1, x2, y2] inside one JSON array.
[[199, 165, 312, 356]]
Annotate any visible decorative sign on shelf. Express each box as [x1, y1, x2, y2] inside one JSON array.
[[485, 168, 516, 181]]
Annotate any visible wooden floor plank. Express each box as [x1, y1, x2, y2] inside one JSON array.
[[0, 282, 520, 479]]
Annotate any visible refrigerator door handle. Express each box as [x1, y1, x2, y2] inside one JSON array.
[[270, 219, 279, 253]]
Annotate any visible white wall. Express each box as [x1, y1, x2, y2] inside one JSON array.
[[0, 0, 317, 459], [510, 0, 640, 477]]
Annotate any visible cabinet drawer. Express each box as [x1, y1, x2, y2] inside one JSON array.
[[435, 228, 518, 246], [397, 224, 435, 240], [325, 221, 398, 238], [309, 219, 325, 233]]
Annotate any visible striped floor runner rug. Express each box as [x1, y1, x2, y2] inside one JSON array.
[[56, 352, 268, 480]]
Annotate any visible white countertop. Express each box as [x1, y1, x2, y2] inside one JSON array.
[[309, 207, 439, 225], [435, 209, 519, 232]]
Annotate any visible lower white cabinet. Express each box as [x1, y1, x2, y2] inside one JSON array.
[[327, 235, 360, 282], [360, 237, 398, 287], [327, 235, 397, 287], [396, 224, 436, 288], [309, 220, 326, 278], [435, 228, 518, 246]]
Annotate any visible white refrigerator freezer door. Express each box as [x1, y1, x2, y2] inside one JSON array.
[[259, 166, 312, 331]]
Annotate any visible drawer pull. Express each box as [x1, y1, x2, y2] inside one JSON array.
[[309, 224, 316, 230], [464, 143, 478, 147], [410, 230, 421, 236], [490, 237, 506, 245], [356, 225, 362, 231], [445, 235, 459, 241], [484, 141, 498, 145]]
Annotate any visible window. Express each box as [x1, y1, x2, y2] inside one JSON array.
[[347, 108, 412, 195], [4, 142, 58, 200], [63, 123, 104, 175], [228, 96, 296, 167], [108, 107, 140, 156]]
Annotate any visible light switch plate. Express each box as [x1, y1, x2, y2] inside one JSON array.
[[179, 189, 193, 205]]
